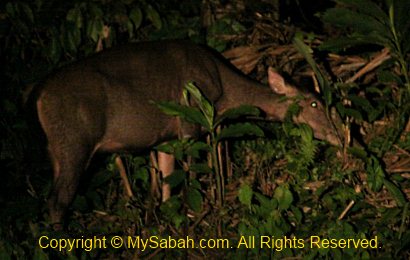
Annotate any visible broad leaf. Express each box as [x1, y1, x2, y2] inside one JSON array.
[[187, 188, 202, 212], [322, 8, 389, 38], [366, 156, 385, 192], [273, 186, 293, 209], [320, 36, 385, 52], [87, 18, 103, 42], [336, 102, 363, 121], [129, 7, 142, 30], [160, 197, 185, 228], [146, 5, 162, 29], [238, 184, 253, 207], [189, 163, 212, 174], [66, 8, 82, 28], [186, 141, 211, 158], [335, 0, 389, 23], [383, 179, 406, 207], [216, 122, 264, 142], [155, 101, 209, 129], [164, 169, 186, 188], [185, 82, 214, 128], [393, 0, 410, 36], [216, 105, 260, 125]]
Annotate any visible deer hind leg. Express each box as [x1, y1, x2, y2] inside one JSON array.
[[47, 141, 94, 229], [158, 151, 175, 202], [114, 156, 134, 198], [149, 151, 161, 200]]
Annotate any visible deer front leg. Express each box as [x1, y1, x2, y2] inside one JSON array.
[[158, 151, 175, 201]]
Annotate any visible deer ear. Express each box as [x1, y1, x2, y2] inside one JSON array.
[[267, 67, 297, 96]]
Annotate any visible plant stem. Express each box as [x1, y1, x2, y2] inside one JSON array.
[[389, 3, 410, 98], [211, 133, 223, 208]]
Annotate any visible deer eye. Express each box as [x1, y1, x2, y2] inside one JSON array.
[[311, 101, 317, 108]]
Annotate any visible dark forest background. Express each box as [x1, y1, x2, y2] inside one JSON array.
[[0, 0, 409, 258]]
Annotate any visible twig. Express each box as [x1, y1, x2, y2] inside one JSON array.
[[115, 156, 134, 197], [346, 48, 390, 83], [338, 200, 355, 220]]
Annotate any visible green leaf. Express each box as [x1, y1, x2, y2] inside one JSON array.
[[216, 105, 261, 125], [274, 186, 293, 210], [298, 123, 314, 142], [393, 0, 410, 35], [155, 101, 209, 129], [238, 184, 253, 207], [132, 156, 147, 167], [5, 2, 15, 17], [61, 23, 81, 53], [347, 146, 367, 160], [88, 18, 104, 42], [206, 19, 232, 51], [126, 19, 134, 39], [322, 8, 389, 39], [334, 0, 389, 23], [185, 82, 214, 129], [146, 5, 162, 29], [349, 94, 375, 113], [288, 124, 317, 168], [366, 156, 385, 192], [20, 3, 34, 23], [45, 34, 61, 64], [155, 142, 174, 154], [66, 8, 82, 28], [231, 20, 246, 33], [155, 101, 186, 116], [160, 197, 185, 228], [320, 37, 382, 52], [290, 205, 303, 224], [216, 122, 264, 142], [189, 163, 212, 174], [190, 179, 201, 190], [336, 102, 363, 121], [345, 108, 363, 121], [377, 70, 403, 84], [89, 4, 103, 18], [164, 169, 186, 188], [293, 36, 332, 105], [71, 25, 81, 47], [187, 188, 202, 212], [403, 36, 410, 55], [33, 246, 49, 260], [133, 167, 149, 184], [172, 143, 184, 161], [186, 142, 211, 158], [255, 192, 277, 209], [383, 179, 406, 207], [130, 7, 143, 30]]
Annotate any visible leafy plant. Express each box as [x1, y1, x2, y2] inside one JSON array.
[[288, 1, 409, 258], [320, 0, 410, 156], [156, 82, 264, 211]]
